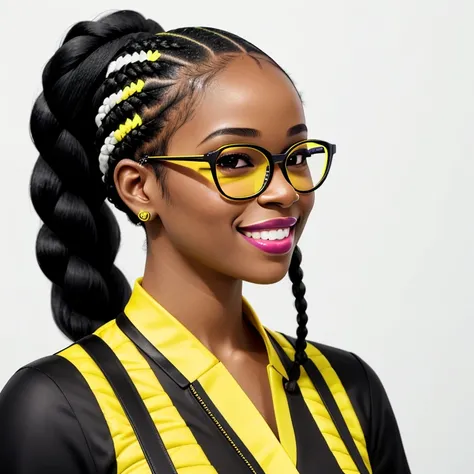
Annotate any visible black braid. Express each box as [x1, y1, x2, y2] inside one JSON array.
[[31, 10, 300, 340], [285, 246, 309, 393]]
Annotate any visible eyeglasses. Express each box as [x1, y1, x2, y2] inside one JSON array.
[[140, 139, 336, 200]]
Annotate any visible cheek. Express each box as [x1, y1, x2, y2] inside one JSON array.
[[304, 193, 315, 215], [158, 171, 243, 253], [295, 193, 315, 238]]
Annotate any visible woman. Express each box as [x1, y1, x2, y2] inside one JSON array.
[[0, 10, 411, 474]]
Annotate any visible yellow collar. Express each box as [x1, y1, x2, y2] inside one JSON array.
[[124, 278, 289, 383]]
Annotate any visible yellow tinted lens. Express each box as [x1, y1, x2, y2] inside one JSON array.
[[216, 147, 270, 198], [286, 141, 328, 191], [166, 159, 213, 181]]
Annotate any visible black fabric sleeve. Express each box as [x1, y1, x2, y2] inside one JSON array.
[[0, 365, 97, 474], [351, 353, 412, 474]]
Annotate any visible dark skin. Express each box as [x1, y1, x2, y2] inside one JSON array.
[[114, 55, 314, 438]]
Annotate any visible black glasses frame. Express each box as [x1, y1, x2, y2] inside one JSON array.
[[141, 139, 336, 201]]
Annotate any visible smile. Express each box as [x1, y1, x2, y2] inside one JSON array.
[[238, 217, 297, 255], [243, 228, 291, 240]]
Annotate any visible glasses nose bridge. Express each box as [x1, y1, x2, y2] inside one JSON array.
[[271, 152, 287, 165], [268, 152, 294, 189], [261, 153, 297, 197]]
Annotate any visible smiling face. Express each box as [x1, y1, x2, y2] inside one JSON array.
[[116, 54, 314, 284]]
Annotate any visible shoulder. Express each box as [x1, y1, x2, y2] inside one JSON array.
[[0, 352, 111, 473], [307, 339, 396, 424], [0, 354, 81, 417], [0, 353, 90, 430], [309, 340, 370, 380], [273, 331, 385, 439], [283, 335, 411, 473], [0, 345, 97, 412], [307, 340, 374, 436], [274, 331, 375, 397], [308, 339, 379, 408]]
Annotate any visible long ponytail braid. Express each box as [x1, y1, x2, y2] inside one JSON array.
[[30, 11, 164, 340], [30, 10, 296, 341], [285, 246, 309, 393]]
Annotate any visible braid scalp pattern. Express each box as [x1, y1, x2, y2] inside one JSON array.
[[30, 10, 309, 385]]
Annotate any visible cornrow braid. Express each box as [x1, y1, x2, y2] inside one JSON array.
[[196, 27, 246, 52], [94, 25, 269, 223], [285, 246, 309, 393], [100, 62, 169, 98]]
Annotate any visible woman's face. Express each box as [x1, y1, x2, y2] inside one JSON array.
[[126, 55, 314, 284]]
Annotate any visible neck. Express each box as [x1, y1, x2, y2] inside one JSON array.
[[142, 235, 254, 357]]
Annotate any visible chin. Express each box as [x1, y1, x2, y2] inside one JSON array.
[[239, 258, 292, 285]]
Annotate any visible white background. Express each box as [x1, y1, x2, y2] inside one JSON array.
[[1, 0, 473, 472]]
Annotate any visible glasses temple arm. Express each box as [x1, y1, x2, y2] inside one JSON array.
[[139, 155, 207, 165]]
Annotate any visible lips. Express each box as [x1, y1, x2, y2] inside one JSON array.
[[237, 217, 297, 255]]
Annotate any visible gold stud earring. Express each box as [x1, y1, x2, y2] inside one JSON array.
[[137, 210, 151, 222]]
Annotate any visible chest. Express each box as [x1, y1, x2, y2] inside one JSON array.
[[61, 322, 372, 474], [222, 353, 279, 439]]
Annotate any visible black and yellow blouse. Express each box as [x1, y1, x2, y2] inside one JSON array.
[[0, 279, 410, 473]]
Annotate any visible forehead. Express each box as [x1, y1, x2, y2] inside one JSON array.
[[169, 55, 305, 153]]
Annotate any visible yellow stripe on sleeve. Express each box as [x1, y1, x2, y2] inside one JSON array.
[[58, 333, 151, 474], [95, 321, 217, 474]]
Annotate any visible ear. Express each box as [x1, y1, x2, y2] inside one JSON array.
[[113, 159, 164, 217]]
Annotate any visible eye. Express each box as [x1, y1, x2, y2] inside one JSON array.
[[287, 149, 310, 166], [217, 153, 254, 169]]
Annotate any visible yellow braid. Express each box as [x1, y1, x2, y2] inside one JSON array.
[[114, 114, 143, 142], [117, 80, 145, 105]]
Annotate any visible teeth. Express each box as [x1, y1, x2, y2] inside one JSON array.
[[243, 228, 290, 240]]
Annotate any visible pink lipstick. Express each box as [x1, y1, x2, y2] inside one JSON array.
[[238, 217, 297, 255]]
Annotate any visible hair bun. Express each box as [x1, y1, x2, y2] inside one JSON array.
[[42, 10, 163, 145], [64, 10, 164, 44]]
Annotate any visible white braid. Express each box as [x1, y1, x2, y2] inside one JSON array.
[[105, 50, 160, 77], [98, 132, 117, 177], [97, 50, 160, 177], [97, 113, 143, 180], [94, 80, 145, 128]]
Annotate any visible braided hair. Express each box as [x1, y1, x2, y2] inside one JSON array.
[[30, 9, 310, 386], [285, 246, 309, 393]]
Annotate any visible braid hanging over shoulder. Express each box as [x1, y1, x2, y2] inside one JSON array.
[[285, 246, 309, 393]]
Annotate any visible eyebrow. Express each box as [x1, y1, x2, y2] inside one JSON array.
[[287, 123, 308, 136], [198, 123, 308, 146]]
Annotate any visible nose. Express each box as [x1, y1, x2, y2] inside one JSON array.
[[257, 166, 299, 208]]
